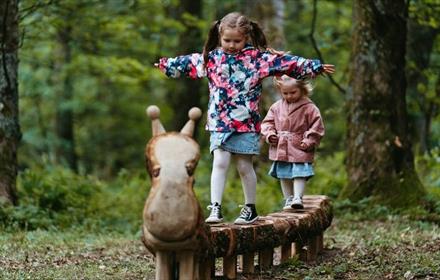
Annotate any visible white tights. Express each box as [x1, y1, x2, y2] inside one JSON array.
[[280, 178, 306, 199], [210, 149, 256, 205]]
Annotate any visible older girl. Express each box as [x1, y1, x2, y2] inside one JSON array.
[[156, 12, 334, 224], [261, 76, 325, 209]]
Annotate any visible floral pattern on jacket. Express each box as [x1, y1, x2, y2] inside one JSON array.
[[158, 45, 323, 132], [261, 97, 324, 163]]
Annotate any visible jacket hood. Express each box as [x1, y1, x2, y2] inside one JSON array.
[[282, 97, 313, 115]]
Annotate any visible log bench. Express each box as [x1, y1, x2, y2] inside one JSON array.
[[200, 195, 332, 279]]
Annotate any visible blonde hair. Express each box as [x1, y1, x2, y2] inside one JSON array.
[[273, 75, 314, 97]]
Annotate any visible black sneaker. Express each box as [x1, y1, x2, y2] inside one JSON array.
[[234, 204, 258, 224], [205, 202, 223, 223]]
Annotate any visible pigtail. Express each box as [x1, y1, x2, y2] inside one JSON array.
[[250, 21, 267, 50], [203, 20, 220, 67]]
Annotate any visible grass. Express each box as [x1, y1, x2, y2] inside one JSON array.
[[0, 229, 155, 279], [261, 215, 440, 280], [1, 210, 439, 279]]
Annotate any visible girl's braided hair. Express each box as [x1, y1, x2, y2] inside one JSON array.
[[202, 12, 267, 66]]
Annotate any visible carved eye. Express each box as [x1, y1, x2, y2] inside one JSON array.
[[185, 163, 195, 176], [152, 167, 160, 177]]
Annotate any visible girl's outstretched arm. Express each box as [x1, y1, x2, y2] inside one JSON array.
[[259, 51, 334, 80], [155, 53, 206, 79]]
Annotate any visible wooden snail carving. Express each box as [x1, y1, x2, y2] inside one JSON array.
[[142, 105, 210, 279]]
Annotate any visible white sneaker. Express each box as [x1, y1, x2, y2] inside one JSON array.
[[205, 203, 223, 223], [283, 196, 295, 210], [291, 197, 304, 209]]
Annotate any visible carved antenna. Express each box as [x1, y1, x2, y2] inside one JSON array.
[[180, 107, 202, 137], [146, 105, 166, 136]]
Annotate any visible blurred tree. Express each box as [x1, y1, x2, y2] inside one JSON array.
[[166, 0, 204, 132], [0, 0, 20, 205], [406, 0, 440, 154], [343, 0, 426, 207], [53, 8, 77, 171]]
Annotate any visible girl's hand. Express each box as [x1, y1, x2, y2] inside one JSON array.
[[322, 64, 335, 74], [154, 63, 159, 67], [268, 135, 279, 144]]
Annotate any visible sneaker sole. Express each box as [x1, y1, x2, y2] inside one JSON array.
[[205, 218, 224, 223], [291, 204, 304, 209], [234, 216, 258, 225]]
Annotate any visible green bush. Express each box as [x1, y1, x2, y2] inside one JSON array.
[[0, 166, 149, 232]]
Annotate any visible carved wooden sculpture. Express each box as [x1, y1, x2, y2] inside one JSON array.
[[142, 105, 209, 280]]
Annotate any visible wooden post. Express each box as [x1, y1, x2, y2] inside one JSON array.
[[280, 243, 292, 264], [306, 236, 319, 263], [317, 232, 324, 252], [156, 251, 173, 280], [198, 256, 214, 280], [294, 241, 307, 261], [240, 252, 255, 274], [258, 248, 273, 269], [223, 255, 237, 279], [177, 251, 194, 280]]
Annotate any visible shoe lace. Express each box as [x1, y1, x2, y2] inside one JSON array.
[[286, 196, 294, 205], [207, 204, 220, 217], [238, 205, 251, 218]]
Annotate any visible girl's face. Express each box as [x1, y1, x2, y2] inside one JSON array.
[[281, 86, 303, 104], [220, 28, 247, 54]]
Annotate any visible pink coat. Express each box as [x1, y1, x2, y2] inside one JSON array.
[[261, 97, 324, 163]]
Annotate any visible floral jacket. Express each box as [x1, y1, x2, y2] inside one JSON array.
[[261, 97, 324, 163], [157, 45, 323, 132]]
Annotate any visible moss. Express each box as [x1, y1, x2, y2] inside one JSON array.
[[372, 168, 426, 208], [341, 167, 426, 209]]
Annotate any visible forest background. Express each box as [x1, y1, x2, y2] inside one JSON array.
[[0, 0, 439, 279]]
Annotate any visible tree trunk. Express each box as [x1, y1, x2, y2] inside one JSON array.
[[342, 0, 425, 207], [166, 0, 203, 134], [54, 24, 77, 171], [0, 0, 19, 205]]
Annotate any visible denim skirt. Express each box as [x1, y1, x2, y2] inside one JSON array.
[[209, 132, 260, 155], [269, 161, 314, 179]]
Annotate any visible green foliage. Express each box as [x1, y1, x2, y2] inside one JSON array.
[[0, 167, 149, 232], [307, 152, 347, 198], [416, 147, 440, 191]]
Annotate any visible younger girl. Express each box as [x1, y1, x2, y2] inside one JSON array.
[[155, 12, 334, 224], [261, 75, 324, 209]]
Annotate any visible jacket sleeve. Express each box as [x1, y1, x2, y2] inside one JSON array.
[[301, 106, 325, 149], [261, 106, 278, 144], [157, 53, 206, 79], [258, 51, 323, 80]]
